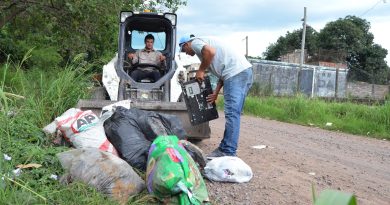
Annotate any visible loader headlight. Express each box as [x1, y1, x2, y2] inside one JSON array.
[[120, 11, 133, 23], [140, 91, 149, 99], [164, 13, 177, 26]]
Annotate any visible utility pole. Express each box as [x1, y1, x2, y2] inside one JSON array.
[[245, 36, 248, 58], [298, 7, 307, 93], [300, 7, 307, 70]]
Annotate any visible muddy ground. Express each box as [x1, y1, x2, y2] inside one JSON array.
[[196, 113, 390, 205]]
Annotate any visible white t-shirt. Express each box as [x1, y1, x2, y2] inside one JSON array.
[[190, 37, 251, 80]]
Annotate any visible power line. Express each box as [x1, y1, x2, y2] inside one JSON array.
[[359, 0, 386, 17]]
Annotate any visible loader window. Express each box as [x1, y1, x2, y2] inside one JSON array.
[[130, 31, 166, 51]]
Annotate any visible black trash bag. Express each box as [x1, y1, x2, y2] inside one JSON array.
[[179, 140, 207, 169], [136, 109, 187, 141], [103, 107, 187, 171]]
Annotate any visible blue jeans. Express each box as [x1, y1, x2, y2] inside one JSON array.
[[219, 67, 253, 155]]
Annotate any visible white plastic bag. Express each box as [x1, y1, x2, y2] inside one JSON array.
[[57, 148, 145, 204], [204, 156, 253, 183], [101, 100, 131, 116], [102, 55, 120, 101]]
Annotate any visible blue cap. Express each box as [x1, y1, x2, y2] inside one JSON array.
[[179, 35, 194, 52]]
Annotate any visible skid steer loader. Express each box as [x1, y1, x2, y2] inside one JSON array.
[[77, 11, 210, 140]]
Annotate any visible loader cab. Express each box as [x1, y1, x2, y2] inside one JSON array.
[[126, 31, 166, 83], [116, 11, 177, 102]]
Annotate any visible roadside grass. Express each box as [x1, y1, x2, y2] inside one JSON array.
[[0, 55, 156, 204], [218, 94, 390, 139]]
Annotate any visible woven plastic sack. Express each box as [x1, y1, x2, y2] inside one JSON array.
[[146, 136, 209, 205], [54, 108, 117, 155], [57, 148, 145, 204]]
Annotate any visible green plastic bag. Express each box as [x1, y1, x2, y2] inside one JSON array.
[[146, 135, 209, 204]]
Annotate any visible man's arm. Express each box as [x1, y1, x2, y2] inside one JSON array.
[[156, 51, 166, 69], [159, 54, 167, 70], [195, 45, 216, 81], [128, 50, 139, 64], [159, 54, 166, 62], [206, 79, 223, 103]]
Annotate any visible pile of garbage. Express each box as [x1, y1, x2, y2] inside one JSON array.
[[42, 102, 253, 204]]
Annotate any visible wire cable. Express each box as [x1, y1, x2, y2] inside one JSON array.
[[359, 0, 384, 17]]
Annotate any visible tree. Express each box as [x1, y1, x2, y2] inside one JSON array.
[[348, 44, 389, 84], [317, 15, 388, 84], [0, 0, 187, 68], [263, 26, 318, 61]]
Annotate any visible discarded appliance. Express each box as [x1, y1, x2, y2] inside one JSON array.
[[180, 76, 219, 125]]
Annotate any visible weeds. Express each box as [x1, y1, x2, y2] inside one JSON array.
[[0, 56, 11, 112], [0, 54, 114, 204], [248, 82, 273, 96], [285, 94, 307, 121]]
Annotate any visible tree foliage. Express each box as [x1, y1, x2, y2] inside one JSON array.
[[263, 15, 389, 84], [264, 26, 318, 61], [0, 0, 186, 69], [318, 16, 388, 84]]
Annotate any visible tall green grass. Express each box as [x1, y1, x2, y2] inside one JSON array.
[[0, 54, 132, 204], [218, 94, 390, 139]]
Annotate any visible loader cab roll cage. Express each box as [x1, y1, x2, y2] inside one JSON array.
[[116, 11, 177, 100]]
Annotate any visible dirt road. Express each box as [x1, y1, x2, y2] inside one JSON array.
[[197, 113, 390, 205]]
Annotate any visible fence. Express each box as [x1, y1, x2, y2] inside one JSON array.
[[251, 60, 389, 100], [347, 81, 389, 99]]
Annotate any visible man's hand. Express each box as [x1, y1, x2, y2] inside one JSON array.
[[207, 79, 223, 103], [206, 92, 218, 103], [195, 70, 205, 81], [159, 54, 166, 62], [128, 53, 135, 59]]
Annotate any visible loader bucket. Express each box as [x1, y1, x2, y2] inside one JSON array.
[[76, 99, 210, 140]]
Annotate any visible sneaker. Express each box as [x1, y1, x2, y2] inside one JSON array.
[[206, 148, 235, 159]]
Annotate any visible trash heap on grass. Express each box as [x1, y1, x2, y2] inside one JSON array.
[[42, 102, 217, 204]]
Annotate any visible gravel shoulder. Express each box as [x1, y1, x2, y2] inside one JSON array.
[[196, 113, 390, 205]]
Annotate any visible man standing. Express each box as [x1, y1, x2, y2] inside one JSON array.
[[179, 35, 253, 158], [128, 34, 166, 82]]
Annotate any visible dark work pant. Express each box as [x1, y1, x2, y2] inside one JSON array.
[[131, 69, 161, 82]]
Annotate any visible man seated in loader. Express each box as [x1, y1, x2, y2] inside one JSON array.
[[127, 34, 166, 82]]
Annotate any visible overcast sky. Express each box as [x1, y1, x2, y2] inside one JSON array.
[[175, 0, 390, 64]]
